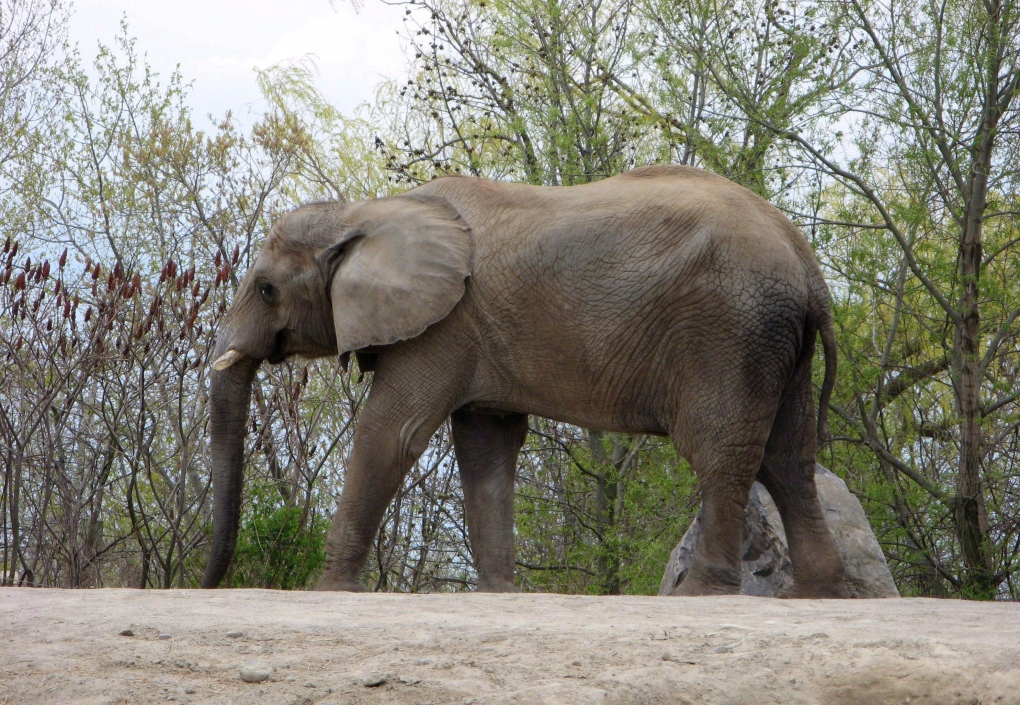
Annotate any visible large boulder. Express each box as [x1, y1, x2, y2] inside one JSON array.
[[659, 464, 899, 598]]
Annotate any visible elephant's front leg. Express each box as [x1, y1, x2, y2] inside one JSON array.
[[451, 409, 528, 592], [314, 378, 454, 591]]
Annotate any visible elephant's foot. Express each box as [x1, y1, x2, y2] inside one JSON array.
[[312, 571, 366, 592], [790, 548, 851, 598], [668, 565, 741, 597], [475, 577, 518, 593]]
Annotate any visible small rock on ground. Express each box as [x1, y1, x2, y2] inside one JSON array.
[[239, 664, 271, 683]]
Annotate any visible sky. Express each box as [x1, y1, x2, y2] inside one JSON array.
[[67, 0, 411, 123]]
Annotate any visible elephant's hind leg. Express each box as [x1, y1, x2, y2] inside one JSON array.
[[666, 323, 794, 596], [669, 434, 768, 596], [451, 409, 528, 592], [757, 365, 849, 598]]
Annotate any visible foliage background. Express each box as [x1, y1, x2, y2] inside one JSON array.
[[1, 0, 1018, 598]]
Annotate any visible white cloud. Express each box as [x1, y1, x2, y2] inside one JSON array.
[[68, 0, 409, 121]]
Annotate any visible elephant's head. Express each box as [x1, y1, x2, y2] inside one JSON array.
[[202, 193, 473, 588]]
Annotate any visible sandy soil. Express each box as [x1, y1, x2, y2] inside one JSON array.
[[1, 589, 1018, 705]]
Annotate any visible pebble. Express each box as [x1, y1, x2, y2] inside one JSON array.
[[158, 634, 171, 640], [713, 645, 732, 654], [661, 652, 671, 661], [362, 673, 388, 687], [226, 630, 247, 639], [398, 675, 421, 685], [304, 682, 318, 688], [119, 628, 134, 637], [184, 687, 196, 694], [239, 664, 271, 683]]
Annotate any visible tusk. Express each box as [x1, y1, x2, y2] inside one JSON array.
[[213, 349, 245, 370]]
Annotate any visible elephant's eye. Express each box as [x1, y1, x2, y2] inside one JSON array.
[[258, 282, 277, 304]]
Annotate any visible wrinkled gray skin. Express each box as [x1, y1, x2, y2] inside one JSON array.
[[204, 165, 849, 598]]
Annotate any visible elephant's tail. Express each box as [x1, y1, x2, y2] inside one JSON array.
[[814, 300, 838, 444]]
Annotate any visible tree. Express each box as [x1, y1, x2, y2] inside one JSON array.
[[0, 21, 378, 587], [0, 0, 66, 170], [382, 0, 654, 185], [771, 0, 1020, 598]]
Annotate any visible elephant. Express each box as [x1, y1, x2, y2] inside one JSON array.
[[203, 164, 850, 598]]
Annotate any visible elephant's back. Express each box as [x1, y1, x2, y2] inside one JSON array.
[[417, 167, 806, 261], [417, 169, 814, 308]]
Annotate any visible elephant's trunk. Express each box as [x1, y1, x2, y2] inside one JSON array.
[[202, 355, 259, 588]]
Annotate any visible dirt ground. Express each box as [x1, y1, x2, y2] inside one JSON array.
[[1, 588, 1018, 705]]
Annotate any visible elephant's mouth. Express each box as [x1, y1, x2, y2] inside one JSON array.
[[266, 329, 289, 365]]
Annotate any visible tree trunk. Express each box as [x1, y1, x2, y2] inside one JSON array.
[[953, 153, 993, 598], [588, 430, 622, 595]]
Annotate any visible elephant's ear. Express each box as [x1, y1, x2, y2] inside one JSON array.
[[324, 193, 473, 354]]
